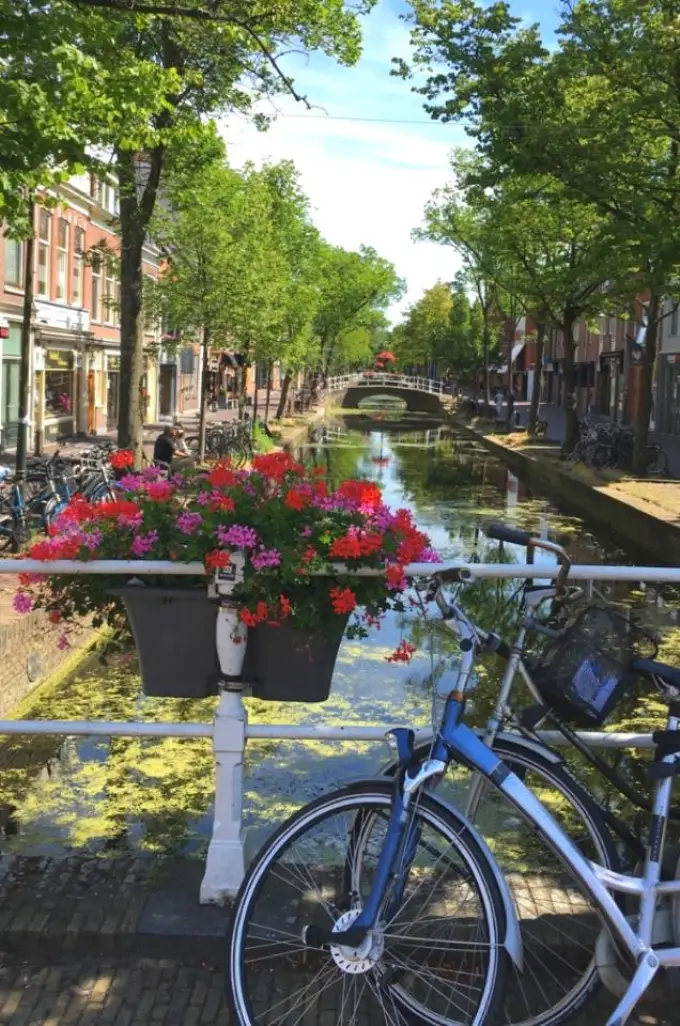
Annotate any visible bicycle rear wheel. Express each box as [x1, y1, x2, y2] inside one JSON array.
[[227, 779, 508, 1026], [383, 737, 618, 1026]]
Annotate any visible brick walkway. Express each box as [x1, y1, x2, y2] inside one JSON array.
[[0, 955, 676, 1025]]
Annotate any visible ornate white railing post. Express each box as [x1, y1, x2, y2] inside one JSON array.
[[200, 552, 249, 904]]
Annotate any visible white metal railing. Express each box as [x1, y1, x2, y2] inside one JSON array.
[[2, 556, 679, 903], [326, 372, 452, 397]]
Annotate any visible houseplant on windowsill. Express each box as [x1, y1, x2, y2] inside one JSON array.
[[14, 451, 439, 702]]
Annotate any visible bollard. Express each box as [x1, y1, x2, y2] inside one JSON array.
[[200, 553, 249, 904]]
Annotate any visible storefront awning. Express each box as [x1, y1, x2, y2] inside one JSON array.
[[494, 342, 525, 376]]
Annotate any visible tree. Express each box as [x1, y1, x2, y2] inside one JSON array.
[[152, 154, 242, 457], [396, 0, 680, 469], [313, 245, 404, 377], [448, 279, 485, 385], [11, 0, 377, 460], [394, 282, 453, 375]]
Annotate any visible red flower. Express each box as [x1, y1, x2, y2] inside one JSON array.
[[209, 495, 236, 513], [386, 564, 407, 590], [284, 487, 310, 511], [312, 466, 326, 477], [252, 452, 304, 482], [209, 464, 236, 488], [109, 449, 135, 470], [302, 545, 318, 565], [240, 600, 271, 628], [145, 481, 174, 501], [336, 480, 382, 511], [329, 586, 357, 615], [205, 549, 231, 570], [278, 594, 292, 619], [386, 640, 417, 664], [49, 609, 62, 624]]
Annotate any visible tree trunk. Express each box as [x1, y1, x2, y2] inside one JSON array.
[[276, 371, 293, 419], [505, 329, 514, 429], [561, 311, 578, 453], [115, 145, 164, 464], [264, 360, 273, 424], [632, 290, 660, 475], [527, 319, 546, 436], [252, 367, 259, 427], [482, 315, 491, 406], [198, 326, 210, 461], [16, 199, 35, 488]]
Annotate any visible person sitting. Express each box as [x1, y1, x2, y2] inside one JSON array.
[[153, 425, 178, 469]]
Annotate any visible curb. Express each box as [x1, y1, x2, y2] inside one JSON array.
[[457, 420, 680, 563]]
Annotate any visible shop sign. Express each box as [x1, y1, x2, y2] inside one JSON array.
[[35, 299, 89, 334], [34, 348, 45, 372], [46, 349, 74, 370], [108, 355, 120, 371]]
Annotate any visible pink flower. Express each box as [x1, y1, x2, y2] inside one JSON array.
[[251, 547, 281, 570], [145, 481, 174, 502], [119, 511, 144, 529], [300, 526, 313, 538], [217, 524, 258, 549], [131, 529, 159, 557], [196, 491, 211, 506], [57, 633, 70, 651], [83, 530, 103, 552], [176, 511, 202, 535], [13, 593, 33, 614], [117, 475, 143, 492]]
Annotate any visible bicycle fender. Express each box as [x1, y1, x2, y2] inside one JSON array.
[[339, 774, 524, 971]]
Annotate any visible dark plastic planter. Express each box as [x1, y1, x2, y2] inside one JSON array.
[[113, 586, 220, 698], [243, 617, 347, 703]]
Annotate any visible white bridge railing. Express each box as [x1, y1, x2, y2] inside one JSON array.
[[1, 556, 678, 903], [326, 372, 452, 397]]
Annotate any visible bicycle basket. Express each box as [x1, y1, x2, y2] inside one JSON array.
[[532, 606, 656, 727]]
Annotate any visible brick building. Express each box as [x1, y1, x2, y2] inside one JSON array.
[[0, 173, 202, 449]]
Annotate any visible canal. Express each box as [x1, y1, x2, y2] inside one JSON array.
[[0, 411, 679, 860]]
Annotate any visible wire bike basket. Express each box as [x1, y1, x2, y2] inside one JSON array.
[[532, 605, 657, 727]]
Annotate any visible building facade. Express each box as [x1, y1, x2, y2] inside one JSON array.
[[0, 173, 202, 450]]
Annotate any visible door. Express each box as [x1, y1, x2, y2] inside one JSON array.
[[106, 372, 119, 430], [2, 359, 19, 447], [87, 370, 96, 434], [159, 364, 175, 418]]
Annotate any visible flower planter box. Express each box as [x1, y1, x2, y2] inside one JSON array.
[[113, 586, 220, 698], [114, 586, 345, 702], [243, 617, 347, 703]]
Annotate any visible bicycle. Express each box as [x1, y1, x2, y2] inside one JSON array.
[[186, 421, 253, 466], [226, 524, 680, 1026]]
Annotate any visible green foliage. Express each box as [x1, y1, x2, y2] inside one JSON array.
[[314, 244, 405, 373]]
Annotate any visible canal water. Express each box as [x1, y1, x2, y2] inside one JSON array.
[[1, 410, 679, 859]]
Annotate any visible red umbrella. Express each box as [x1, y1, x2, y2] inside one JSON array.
[[377, 351, 396, 362]]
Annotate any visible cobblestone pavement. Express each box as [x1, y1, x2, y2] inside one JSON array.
[[0, 956, 678, 1026]]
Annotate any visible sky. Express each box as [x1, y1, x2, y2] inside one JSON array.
[[222, 1, 560, 323]]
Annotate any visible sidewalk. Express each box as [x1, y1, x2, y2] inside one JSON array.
[[510, 402, 680, 478]]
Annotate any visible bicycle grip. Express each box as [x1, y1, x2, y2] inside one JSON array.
[[486, 522, 533, 547]]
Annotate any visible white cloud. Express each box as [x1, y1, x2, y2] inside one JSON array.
[[219, 1, 466, 321]]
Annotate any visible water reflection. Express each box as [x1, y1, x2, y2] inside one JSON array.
[[0, 418, 678, 857]]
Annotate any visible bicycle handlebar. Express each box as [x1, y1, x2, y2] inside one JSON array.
[[486, 523, 533, 548]]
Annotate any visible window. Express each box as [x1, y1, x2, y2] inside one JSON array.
[[4, 235, 23, 288], [56, 219, 69, 300], [104, 259, 116, 324], [72, 228, 84, 306], [36, 209, 51, 297], [89, 174, 100, 202], [672, 303, 678, 337], [91, 252, 102, 321]]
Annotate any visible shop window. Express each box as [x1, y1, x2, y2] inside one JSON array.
[[36, 209, 51, 297], [180, 347, 195, 374], [104, 259, 116, 324], [56, 218, 69, 301], [72, 228, 84, 306], [4, 235, 23, 288], [45, 368, 74, 417], [91, 252, 102, 322]]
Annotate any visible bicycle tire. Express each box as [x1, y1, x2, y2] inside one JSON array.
[[381, 735, 619, 1026], [226, 779, 508, 1026]]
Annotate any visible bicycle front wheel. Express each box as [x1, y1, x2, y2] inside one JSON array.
[[227, 779, 508, 1026], [383, 737, 618, 1026]]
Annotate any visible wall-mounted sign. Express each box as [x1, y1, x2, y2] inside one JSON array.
[[107, 355, 120, 371], [46, 349, 74, 370], [34, 299, 90, 334]]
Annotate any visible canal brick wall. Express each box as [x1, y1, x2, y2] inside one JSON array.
[[0, 576, 98, 719]]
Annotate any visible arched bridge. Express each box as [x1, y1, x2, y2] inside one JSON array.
[[326, 372, 452, 415]]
